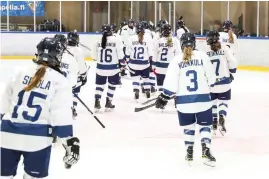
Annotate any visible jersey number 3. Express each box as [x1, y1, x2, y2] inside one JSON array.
[[186, 70, 198, 92], [12, 90, 47, 122]]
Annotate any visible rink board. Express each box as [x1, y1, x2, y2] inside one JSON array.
[[1, 56, 269, 72]]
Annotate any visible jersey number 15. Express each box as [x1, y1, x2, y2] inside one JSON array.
[[12, 90, 47, 122]]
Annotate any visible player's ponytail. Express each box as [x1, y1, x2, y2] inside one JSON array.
[[138, 32, 144, 44], [183, 47, 193, 62], [228, 30, 234, 43], [210, 42, 221, 52], [167, 34, 173, 47], [101, 33, 108, 49], [24, 65, 47, 92]]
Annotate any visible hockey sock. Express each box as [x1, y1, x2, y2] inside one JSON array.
[[212, 99, 218, 121], [218, 100, 229, 118], [107, 83, 116, 101], [199, 124, 212, 148], [95, 84, 105, 99], [183, 124, 196, 149], [131, 76, 140, 91], [149, 72, 156, 88], [141, 77, 150, 90]]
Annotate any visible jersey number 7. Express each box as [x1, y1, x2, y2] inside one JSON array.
[[12, 90, 47, 122], [211, 59, 220, 76]]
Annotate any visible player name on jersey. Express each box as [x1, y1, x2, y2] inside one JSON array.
[[132, 41, 146, 45], [178, 59, 203, 69], [97, 43, 116, 47], [158, 42, 174, 47], [22, 75, 51, 90], [206, 50, 225, 57]]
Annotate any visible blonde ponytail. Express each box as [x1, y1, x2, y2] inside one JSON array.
[[183, 47, 193, 62], [138, 32, 144, 44], [167, 34, 173, 47], [24, 65, 47, 92], [228, 30, 234, 43]]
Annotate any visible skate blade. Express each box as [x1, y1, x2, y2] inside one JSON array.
[[203, 160, 216, 167], [185, 160, 193, 167], [105, 108, 114, 112], [95, 108, 101, 113], [219, 128, 226, 136]]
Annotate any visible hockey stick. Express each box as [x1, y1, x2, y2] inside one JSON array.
[[141, 97, 158, 105], [135, 102, 156, 112], [79, 42, 91, 51], [73, 93, 105, 128]]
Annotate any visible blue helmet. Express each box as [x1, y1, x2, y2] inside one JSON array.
[[101, 24, 112, 35], [54, 34, 67, 46], [161, 24, 172, 37], [36, 37, 64, 69], [141, 21, 149, 29], [222, 20, 233, 30], [67, 30, 79, 46], [111, 23, 117, 33], [180, 32, 196, 50], [206, 30, 220, 45], [136, 23, 145, 34]]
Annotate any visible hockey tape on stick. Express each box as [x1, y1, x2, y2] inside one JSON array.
[[73, 93, 105, 128]]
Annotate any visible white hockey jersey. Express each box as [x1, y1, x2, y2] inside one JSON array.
[[95, 34, 125, 76], [154, 36, 181, 75], [61, 46, 87, 88], [118, 25, 136, 47], [126, 34, 154, 71], [163, 50, 216, 113], [219, 32, 239, 58], [176, 26, 190, 40], [205, 45, 237, 93], [0, 63, 73, 152]]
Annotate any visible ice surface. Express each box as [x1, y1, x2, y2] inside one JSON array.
[[0, 60, 269, 179]]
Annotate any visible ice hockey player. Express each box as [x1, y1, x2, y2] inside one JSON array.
[[141, 20, 156, 94], [94, 24, 125, 112], [154, 20, 169, 42], [205, 30, 237, 135], [155, 33, 217, 167], [126, 23, 153, 100], [60, 31, 88, 119], [0, 37, 80, 178], [154, 24, 181, 94], [176, 16, 190, 40], [219, 20, 239, 60]]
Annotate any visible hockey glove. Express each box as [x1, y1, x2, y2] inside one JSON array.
[[156, 93, 170, 109], [63, 137, 80, 167], [78, 73, 87, 86]]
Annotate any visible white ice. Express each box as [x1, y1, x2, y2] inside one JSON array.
[[0, 60, 269, 179]]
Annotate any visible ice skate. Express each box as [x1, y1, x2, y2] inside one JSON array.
[[94, 99, 101, 113], [151, 86, 156, 95], [72, 107, 77, 119], [145, 89, 150, 99], [185, 146, 194, 166], [202, 143, 216, 167], [105, 97, 115, 112], [141, 85, 146, 94], [134, 89, 139, 101], [219, 116, 227, 136], [212, 119, 218, 135]]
